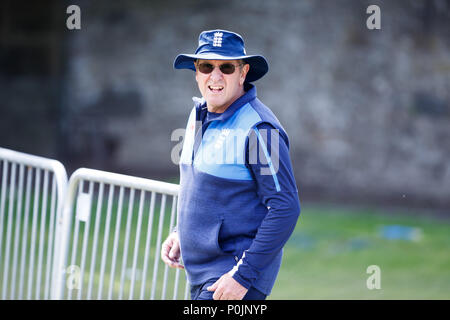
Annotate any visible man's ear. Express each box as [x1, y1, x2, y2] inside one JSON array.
[[240, 64, 250, 86], [194, 60, 199, 82]]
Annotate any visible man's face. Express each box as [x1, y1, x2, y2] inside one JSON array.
[[195, 59, 250, 113]]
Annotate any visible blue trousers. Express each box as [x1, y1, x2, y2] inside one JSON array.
[[190, 278, 267, 300]]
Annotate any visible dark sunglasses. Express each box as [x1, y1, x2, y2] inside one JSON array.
[[197, 62, 242, 75]]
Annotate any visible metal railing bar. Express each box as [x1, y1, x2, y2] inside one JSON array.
[[139, 191, 156, 300]]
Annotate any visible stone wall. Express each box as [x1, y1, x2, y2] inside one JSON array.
[[2, 0, 450, 209]]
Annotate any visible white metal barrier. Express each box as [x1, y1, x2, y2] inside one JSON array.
[[0, 147, 67, 300], [0, 147, 188, 300], [55, 168, 189, 300]]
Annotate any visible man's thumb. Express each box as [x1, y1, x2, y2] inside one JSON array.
[[207, 280, 219, 292]]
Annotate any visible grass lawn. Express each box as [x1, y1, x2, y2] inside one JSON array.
[[271, 204, 450, 299], [2, 184, 449, 300]]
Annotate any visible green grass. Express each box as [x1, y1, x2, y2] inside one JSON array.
[[2, 186, 449, 300], [270, 204, 450, 299]]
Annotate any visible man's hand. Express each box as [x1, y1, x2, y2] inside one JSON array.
[[207, 270, 248, 300], [161, 232, 184, 269]]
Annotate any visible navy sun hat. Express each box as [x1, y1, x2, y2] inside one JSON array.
[[174, 29, 268, 83]]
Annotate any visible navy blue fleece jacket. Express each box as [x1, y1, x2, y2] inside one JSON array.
[[177, 84, 300, 295]]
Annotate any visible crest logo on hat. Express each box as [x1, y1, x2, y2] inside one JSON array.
[[213, 32, 223, 47]]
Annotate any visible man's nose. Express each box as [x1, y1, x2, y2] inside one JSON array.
[[209, 65, 224, 81]]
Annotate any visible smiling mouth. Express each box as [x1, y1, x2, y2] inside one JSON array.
[[208, 85, 224, 93]]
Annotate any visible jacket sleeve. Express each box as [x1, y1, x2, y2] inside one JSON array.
[[231, 122, 301, 289]]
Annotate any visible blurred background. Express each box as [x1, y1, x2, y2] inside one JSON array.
[[0, 0, 449, 299]]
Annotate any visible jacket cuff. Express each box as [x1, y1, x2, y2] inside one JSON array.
[[230, 254, 260, 290], [232, 270, 253, 290]]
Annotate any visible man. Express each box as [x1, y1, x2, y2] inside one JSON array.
[[161, 29, 300, 300]]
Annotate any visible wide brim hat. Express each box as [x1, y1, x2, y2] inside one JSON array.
[[174, 29, 268, 83]]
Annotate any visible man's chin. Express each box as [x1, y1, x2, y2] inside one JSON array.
[[206, 100, 226, 111]]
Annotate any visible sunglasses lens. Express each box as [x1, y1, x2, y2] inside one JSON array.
[[197, 62, 238, 74], [219, 63, 236, 74], [198, 63, 214, 74]]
